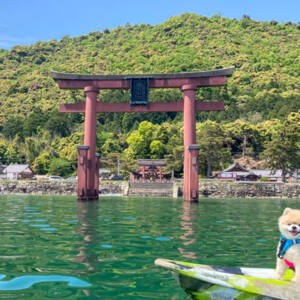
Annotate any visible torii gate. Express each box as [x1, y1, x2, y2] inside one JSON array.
[[51, 67, 234, 202]]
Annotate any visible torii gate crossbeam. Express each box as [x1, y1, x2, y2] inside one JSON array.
[[51, 67, 234, 202]]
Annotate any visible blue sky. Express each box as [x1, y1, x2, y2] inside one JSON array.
[[1, 0, 299, 49]]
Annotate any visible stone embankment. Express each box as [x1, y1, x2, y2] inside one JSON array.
[[0, 180, 299, 199], [128, 182, 174, 197], [0, 180, 129, 196], [0, 180, 77, 195], [196, 182, 300, 199]]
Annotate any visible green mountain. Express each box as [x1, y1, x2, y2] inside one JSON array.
[[0, 13, 299, 131]]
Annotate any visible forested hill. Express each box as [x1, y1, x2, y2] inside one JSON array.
[[0, 13, 299, 131]]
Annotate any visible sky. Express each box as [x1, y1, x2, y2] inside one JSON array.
[[0, 0, 299, 50]]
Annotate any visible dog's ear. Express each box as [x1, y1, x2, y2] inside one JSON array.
[[283, 207, 292, 215]]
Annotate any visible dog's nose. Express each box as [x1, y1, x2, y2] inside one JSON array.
[[292, 225, 297, 230]]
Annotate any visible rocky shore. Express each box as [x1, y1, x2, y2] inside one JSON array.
[[197, 182, 300, 199], [0, 180, 299, 199]]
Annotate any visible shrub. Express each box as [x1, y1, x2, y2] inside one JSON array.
[[260, 177, 269, 182], [48, 158, 73, 177]]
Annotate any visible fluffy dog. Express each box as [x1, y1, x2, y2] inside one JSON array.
[[273, 207, 300, 282]]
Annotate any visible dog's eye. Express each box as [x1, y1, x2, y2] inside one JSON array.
[[288, 223, 291, 226]]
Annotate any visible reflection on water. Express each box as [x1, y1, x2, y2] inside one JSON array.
[[178, 202, 197, 259], [73, 201, 100, 297], [0, 195, 299, 299], [74, 201, 99, 274]]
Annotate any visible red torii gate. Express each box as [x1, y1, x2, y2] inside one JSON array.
[[51, 67, 234, 202]]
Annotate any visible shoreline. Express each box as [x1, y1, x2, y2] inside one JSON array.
[[0, 180, 299, 199]]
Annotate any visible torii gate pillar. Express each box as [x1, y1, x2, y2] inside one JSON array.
[[182, 84, 200, 202], [78, 87, 99, 200]]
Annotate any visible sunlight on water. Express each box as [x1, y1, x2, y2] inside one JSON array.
[[0, 195, 298, 299], [0, 274, 91, 290]]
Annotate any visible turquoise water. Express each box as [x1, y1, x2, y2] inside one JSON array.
[[0, 195, 298, 299]]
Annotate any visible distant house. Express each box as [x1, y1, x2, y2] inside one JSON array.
[[249, 169, 282, 182], [2, 164, 34, 180], [217, 162, 283, 182], [0, 164, 7, 179], [289, 170, 300, 182], [99, 168, 111, 179], [217, 162, 260, 181]]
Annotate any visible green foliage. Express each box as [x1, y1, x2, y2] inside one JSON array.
[[261, 110, 300, 181], [102, 152, 122, 176], [0, 13, 299, 129], [260, 177, 269, 182], [101, 133, 123, 156], [23, 108, 47, 137], [48, 158, 74, 177], [0, 139, 8, 162], [23, 131, 53, 164], [2, 114, 24, 140], [224, 120, 262, 157], [56, 132, 84, 168], [126, 121, 158, 159], [32, 152, 52, 174], [0, 13, 299, 177], [196, 121, 232, 176], [44, 111, 72, 137], [150, 140, 166, 158], [5, 135, 22, 164]]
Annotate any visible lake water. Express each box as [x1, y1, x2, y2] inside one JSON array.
[[0, 195, 298, 299]]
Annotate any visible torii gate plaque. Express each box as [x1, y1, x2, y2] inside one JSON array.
[[51, 67, 234, 202]]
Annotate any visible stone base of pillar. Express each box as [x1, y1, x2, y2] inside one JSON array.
[[184, 144, 201, 202], [78, 194, 99, 201], [77, 145, 99, 201]]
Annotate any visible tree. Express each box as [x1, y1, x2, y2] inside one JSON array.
[[261, 111, 300, 182], [23, 131, 53, 165], [56, 132, 84, 162], [103, 152, 122, 176], [125, 121, 158, 159], [0, 139, 8, 163], [44, 111, 71, 137], [24, 137, 42, 165], [256, 119, 281, 142], [150, 140, 166, 158], [32, 152, 52, 174], [163, 122, 184, 176], [197, 121, 232, 177], [23, 108, 47, 137], [224, 120, 261, 157], [48, 158, 74, 177], [5, 135, 22, 164], [2, 114, 24, 140], [101, 133, 123, 156], [165, 145, 184, 177]]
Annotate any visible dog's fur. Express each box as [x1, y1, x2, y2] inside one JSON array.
[[273, 207, 300, 282]]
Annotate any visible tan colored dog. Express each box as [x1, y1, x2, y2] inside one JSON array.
[[273, 208, 300, 282]]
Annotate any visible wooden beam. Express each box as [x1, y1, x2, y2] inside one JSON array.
[[196, 101, 224, 111], [56, 76, 227, 90], [51, 67, 234, 81], [60, 102, 85, 113], [59, 100, 224, 113]]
